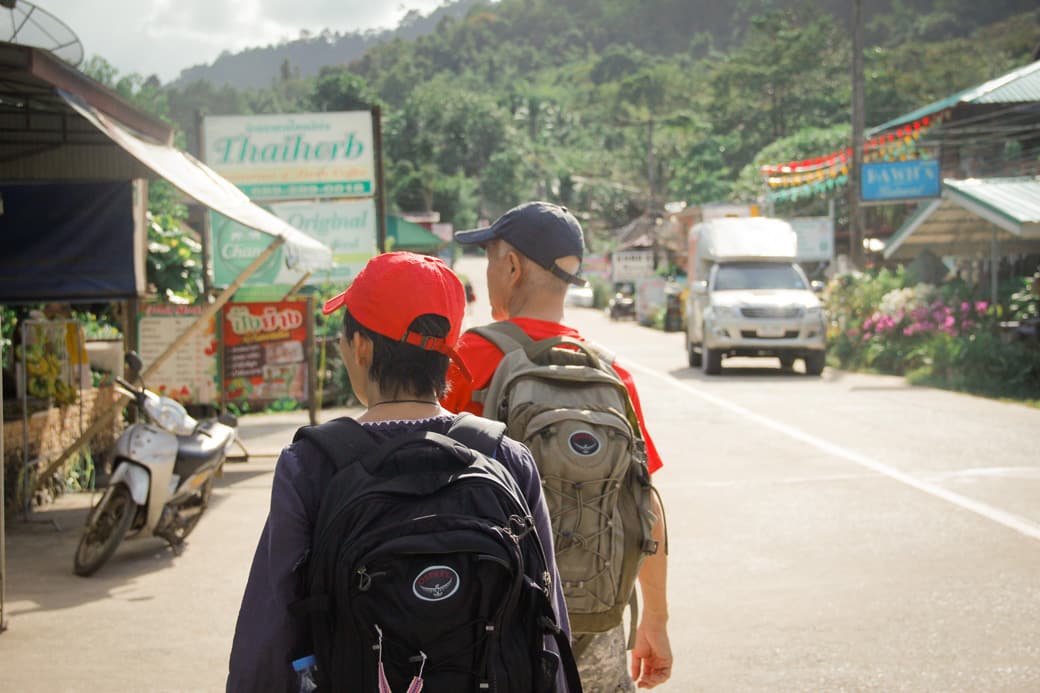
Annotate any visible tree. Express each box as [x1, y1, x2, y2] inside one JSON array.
[[309, 66, 380, 112], [708, 9, 849, 175]]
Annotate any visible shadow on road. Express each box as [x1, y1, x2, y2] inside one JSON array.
[[4, 481, 240, 616]]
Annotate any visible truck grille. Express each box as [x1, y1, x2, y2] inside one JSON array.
[[741, 330, 801, 339], [741, 306, 803, 319]]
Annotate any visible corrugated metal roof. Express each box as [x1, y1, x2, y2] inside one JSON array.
[[884, 177, 1040, 260], [869, 60, 1040, 135], [945, 177, 1040, 232]]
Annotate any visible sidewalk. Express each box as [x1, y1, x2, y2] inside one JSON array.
[[0, 405, 358, 693]]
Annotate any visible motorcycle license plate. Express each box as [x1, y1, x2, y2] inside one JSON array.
[[757, 326, 786, 338]]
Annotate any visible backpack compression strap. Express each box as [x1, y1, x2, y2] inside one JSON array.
[[445, 412, 506, 458], [291, 416, 376, 472]]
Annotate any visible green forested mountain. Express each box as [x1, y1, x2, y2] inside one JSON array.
[[97, 0, 1040, 243]]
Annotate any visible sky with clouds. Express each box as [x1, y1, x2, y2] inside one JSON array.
[[33, 0, 449, 83]]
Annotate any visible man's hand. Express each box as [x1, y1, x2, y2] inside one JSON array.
[[630, 619, 672, 688]]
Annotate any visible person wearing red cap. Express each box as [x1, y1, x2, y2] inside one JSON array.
[[227, 252, 571, 692], [443, 202, 673, 691]]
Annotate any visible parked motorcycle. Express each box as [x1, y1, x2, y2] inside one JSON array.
[[608, 291, 636, 320], [73, 353, 238, 577]]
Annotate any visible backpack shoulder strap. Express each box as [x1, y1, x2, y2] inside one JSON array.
[[292, 416, 376, 472], [445, 412, 506, 458], [469, 321, 533, 354]]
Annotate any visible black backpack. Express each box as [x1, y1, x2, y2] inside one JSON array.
[[290, 413, 582, 693]]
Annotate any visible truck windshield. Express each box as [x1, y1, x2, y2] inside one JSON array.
[[714, 263, 807, 291]]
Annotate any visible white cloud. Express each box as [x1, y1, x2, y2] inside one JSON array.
[[32, 0, 447, 82]]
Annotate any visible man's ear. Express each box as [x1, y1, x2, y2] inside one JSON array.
[[506, 249, 524, 285]]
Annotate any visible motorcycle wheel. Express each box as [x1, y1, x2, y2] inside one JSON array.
[[74, 484, 136, 577], [165, 479, 213, 545]]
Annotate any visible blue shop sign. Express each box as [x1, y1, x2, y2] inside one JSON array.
[[861, 160, 940, 202]]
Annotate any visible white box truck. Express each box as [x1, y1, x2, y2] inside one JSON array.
[[685, 217, 827, 375]]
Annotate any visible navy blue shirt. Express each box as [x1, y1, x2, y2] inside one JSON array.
[[227, 414, 570, 692]]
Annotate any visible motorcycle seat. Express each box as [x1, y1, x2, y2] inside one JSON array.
[[176, 420, 234, 467]]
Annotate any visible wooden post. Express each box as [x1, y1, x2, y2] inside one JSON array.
[[33, 237, 286, 492], [306, 294, 318, 426], [849, 0, 866, 268]]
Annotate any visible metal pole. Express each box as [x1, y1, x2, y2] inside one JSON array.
[[991, 225, 999, 306], [195, 110, 214, 299], [849, 0, 865, 269], [1, 312, 7, 633], [372, 105, 387, 254]]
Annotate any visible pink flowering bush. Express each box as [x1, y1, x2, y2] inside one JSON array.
[[825, 268, 1040, 400]]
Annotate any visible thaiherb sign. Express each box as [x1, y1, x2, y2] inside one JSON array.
[[202, 112, 374, 200], [222, 300, 310, 403], [861, 160, 940, 203], [211, 199, 377, 287]]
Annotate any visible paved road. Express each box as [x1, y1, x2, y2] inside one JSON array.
[[1, 255, 1038, 692]]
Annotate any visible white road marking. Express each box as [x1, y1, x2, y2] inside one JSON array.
[[623, 361, 1040, 542]]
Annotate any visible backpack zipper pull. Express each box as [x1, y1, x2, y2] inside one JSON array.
[[357, 566, 390, 591]]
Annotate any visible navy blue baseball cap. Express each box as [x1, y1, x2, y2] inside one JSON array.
[[455, 201, 586, 286]]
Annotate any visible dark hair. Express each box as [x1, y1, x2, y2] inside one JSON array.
[[342, 310, 451, 399]]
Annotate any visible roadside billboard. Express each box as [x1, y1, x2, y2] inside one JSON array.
[[202, 112, 374, 201], [787, 216, 835, 262], [211, 198, 377, 288], [222, 300, 310, 403], [137, 304, 219, 404], [611, 249, 656, 283], [861, 160, 940, 203]]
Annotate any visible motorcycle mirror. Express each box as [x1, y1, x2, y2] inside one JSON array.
[[124, 352, 143, 381]]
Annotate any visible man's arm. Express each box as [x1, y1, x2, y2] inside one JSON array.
[[631, 489, 672, 689], [227, 447, 311, 692]]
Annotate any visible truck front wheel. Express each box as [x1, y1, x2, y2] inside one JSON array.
[[687, 341, 702, 368], [702, 342, 722, 375], [804, 351, 826, 376]]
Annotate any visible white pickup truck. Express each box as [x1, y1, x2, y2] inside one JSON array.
[[685, 217, 827, 375]]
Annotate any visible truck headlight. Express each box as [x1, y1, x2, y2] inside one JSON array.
[[805, 305, 823, 318], [712, 305, 739, 319]]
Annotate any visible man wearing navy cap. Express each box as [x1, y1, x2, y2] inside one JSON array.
[[443, 202, 673, 691]]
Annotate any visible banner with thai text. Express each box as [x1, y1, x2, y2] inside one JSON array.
[[222, 301, 310, 403]]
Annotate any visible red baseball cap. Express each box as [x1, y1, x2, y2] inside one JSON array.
[[322, 252, 466, 358]]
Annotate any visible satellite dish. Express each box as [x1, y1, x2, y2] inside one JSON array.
[[0, 0, 84, 67]]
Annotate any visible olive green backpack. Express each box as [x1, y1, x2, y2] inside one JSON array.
[[470, 321, 661, 636]]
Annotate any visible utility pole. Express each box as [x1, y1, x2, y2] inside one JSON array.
[[849, 0, 866, 268]]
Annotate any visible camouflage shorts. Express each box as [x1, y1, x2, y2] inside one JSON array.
[[573, 624, 635, 692]]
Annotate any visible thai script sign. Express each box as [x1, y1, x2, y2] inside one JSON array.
[[202, 112, 374, 200], [211, 198, 377, 288], [137, 304, 219, 404], [222, 301, 310, 403], [861, 160, 940, 202], [787, 216, 835, 262], [611, 250, 656, 283]]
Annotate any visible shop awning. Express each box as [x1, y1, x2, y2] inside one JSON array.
[[60, 92, 331, 272], [884, 177, 1040, 261], [387, 215, 446, 253]]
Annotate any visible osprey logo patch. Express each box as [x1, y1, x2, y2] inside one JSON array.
[[412, 565, 460, 602], [569, 430, 601, 456]]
